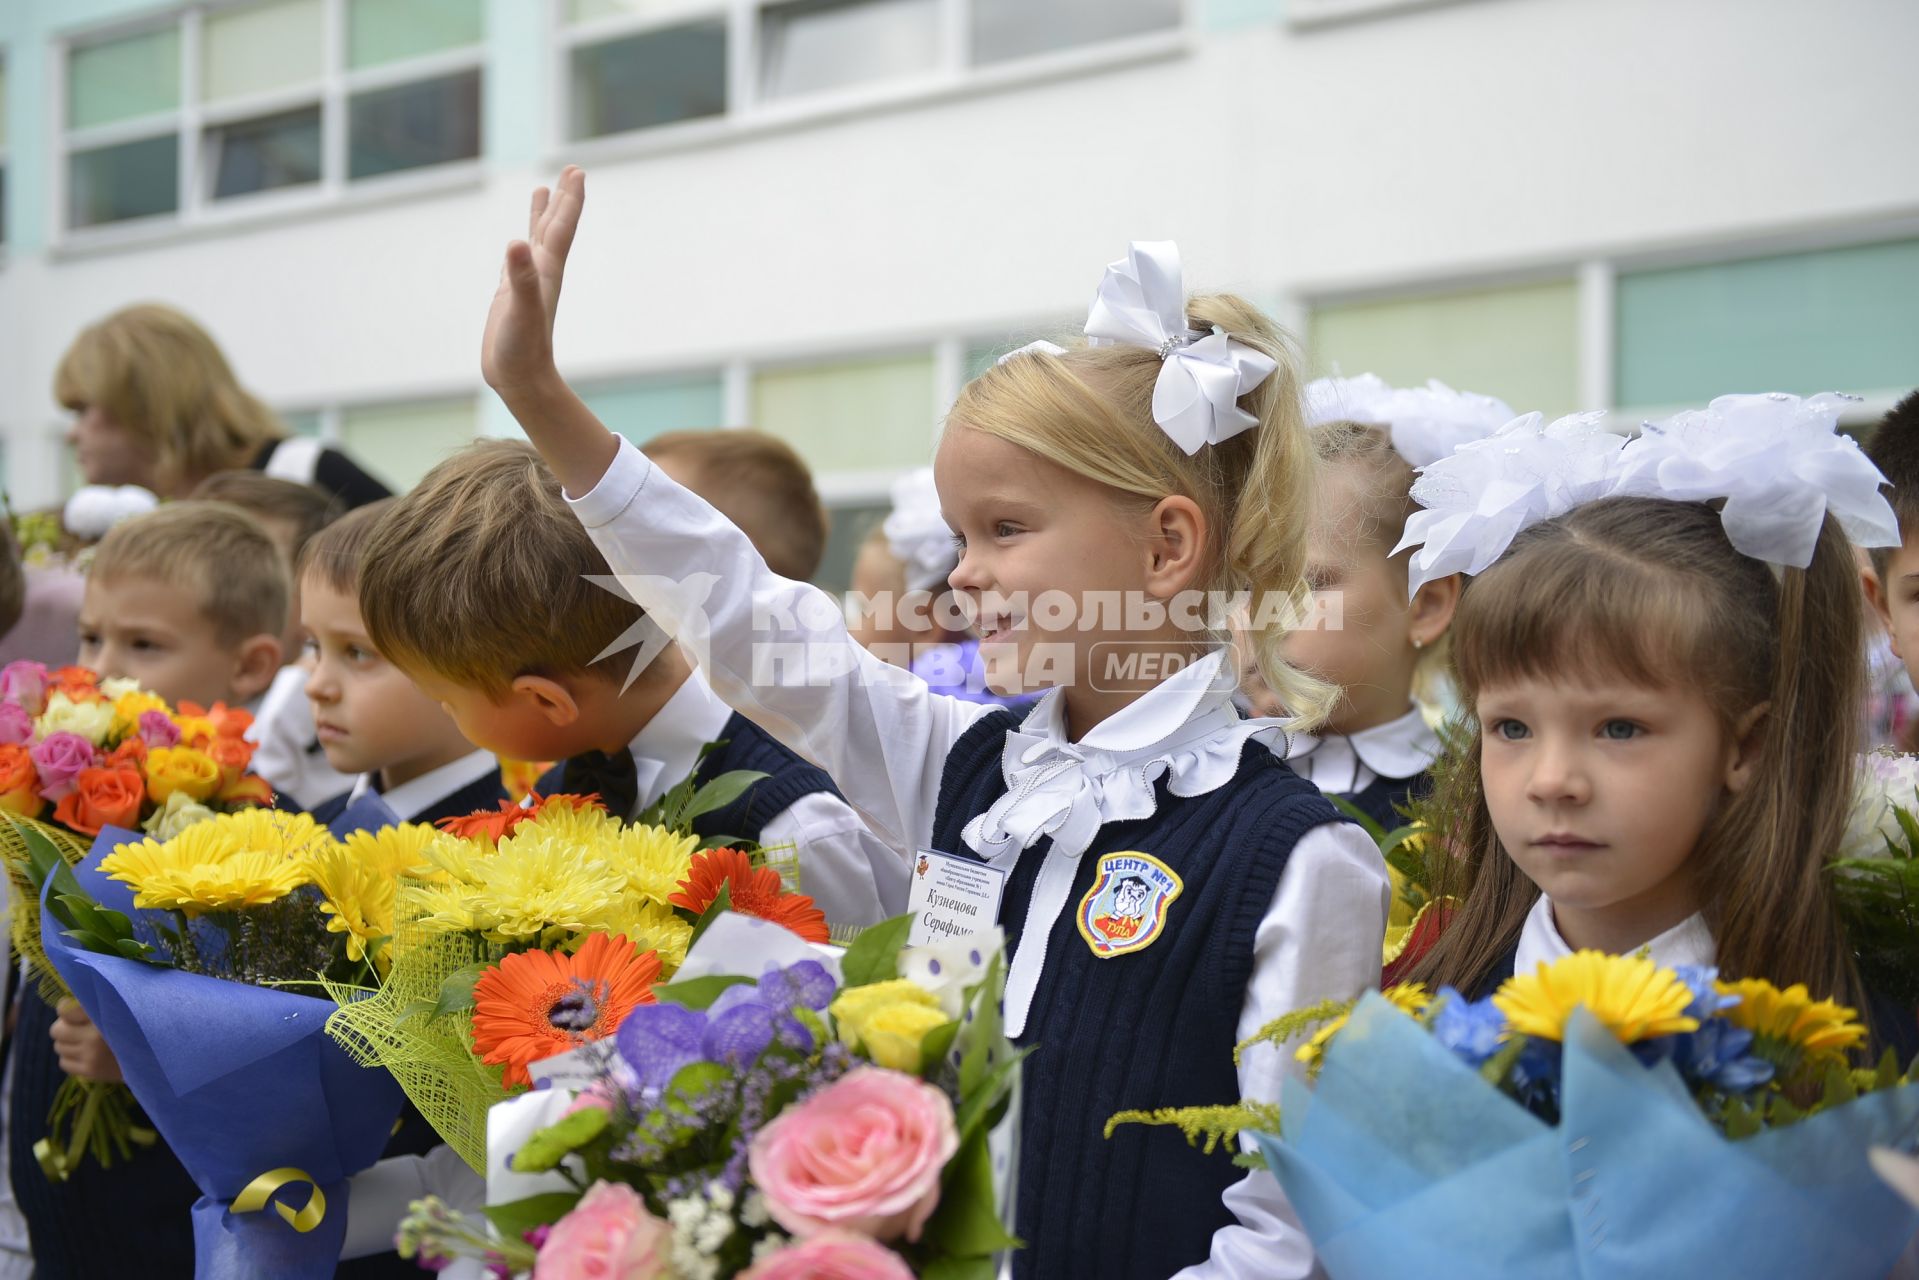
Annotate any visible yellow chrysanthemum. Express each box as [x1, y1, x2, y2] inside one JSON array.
[[402, 881, 491, 935], [521, 798, 618, 843], [305, 843, 397, 970], [1715, 978, 1867, 1060], [592, 895, 693, 976], [463, 834, 622, 942], [340, 823, 447, 880], [1494, 950, 1698, 1044], [102, 843, 307, 914], [604, 823, 699, 908], [1296, 984, 1432, 1073]]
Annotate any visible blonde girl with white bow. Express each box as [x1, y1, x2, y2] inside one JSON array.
[[479, 167, 1387, 1280]]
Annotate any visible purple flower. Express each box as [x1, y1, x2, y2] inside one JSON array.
[[1671, 965, 1739, 1020], [137, 710, 181, 749], [758, 959, 837, 1012], [616, 1003, 708, 1093], [0, 662, 49, 716], [30, 732, 98, 800], [0, 703, 32, 746], [1430, 988, 1506, 1066], [1671, 1018, 1775, 1093]]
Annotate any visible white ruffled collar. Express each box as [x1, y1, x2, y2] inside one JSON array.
[[1514, 896, 1716, 976], [960, 648, 1286, 1038], [1287, 706, 1442, 793]]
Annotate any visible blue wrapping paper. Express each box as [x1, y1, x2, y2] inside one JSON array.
[[324, 792, 400, 841], [39, 827, 405, 1280], [1258, 993, 1919, 1280]]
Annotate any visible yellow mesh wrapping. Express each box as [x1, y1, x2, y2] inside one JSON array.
[[323, 900, 514, 1173], [0, 816, 93, 1003]]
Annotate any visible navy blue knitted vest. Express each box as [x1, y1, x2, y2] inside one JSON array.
[[687, 712, 844, 847], [1341, 767, 1435, 831], [930, 710, 1344, 1280]]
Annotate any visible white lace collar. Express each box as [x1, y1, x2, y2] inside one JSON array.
[[1514, 895, 1716, 976], [960, 648, 1287, 1036], [1287, 706, 1442, 793]]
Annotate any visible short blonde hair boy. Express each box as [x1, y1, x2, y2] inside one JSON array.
[[357, 440, 644, 694], [642, 429, 830, 581], [90, 503, 288, 643]]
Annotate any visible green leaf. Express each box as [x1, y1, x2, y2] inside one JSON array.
[[685, 883, 733, 948], [18, 822, 87, 905], [956, 951, 1008, 1101], [920, 1018, 962, 1075], [431, 963, 490, 1018], [1721, 1096, 1762, 1140], [1478, 1036, 1529, 1087], [918, 1257, 996, 1280], [652, 974, 752, 1010], [483, 1191, 582, 1241], [662, 1061, 731, 1117], [511, 1109, 609, 1173], [954, 1051, 1030, 1148], [111, 937, 156, 961], [679, 770, 769, 825], [840, 913, 914, 987], [1325, 794, 1390, 845], [918, 1128, 1020, 1259], [694, 834, 746, 852]]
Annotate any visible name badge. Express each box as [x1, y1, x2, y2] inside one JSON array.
[[906, 849, 1008, 948]]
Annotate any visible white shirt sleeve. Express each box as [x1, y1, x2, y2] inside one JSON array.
[[1175, 820, 1389, 1280], [758, 791, 913, 927], [567, 436, 995, 855], [340, 1144, 484, 1260]]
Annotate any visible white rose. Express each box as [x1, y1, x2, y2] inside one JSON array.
[[34, 692, 117, 747], [142, 790, 218, 842]]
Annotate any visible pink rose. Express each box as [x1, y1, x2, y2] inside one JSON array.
[[749, 1067, 958, 1244], [30, 732, 99, 802], [0, 703, 31, 745], [137, 710, 182, 749], [0, 662, 49, 716], [742, 1232, 916, 1279], [532, 1181, 672, 1280]]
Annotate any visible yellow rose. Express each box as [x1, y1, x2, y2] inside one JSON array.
[[143, 747, 222, 804], [112, 690, 172, 737], [830, 979, 950, 1072], [35, 691, 117, 747]]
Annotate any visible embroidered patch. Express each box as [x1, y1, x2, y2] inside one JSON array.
[[1076, 851, 1183, 958]]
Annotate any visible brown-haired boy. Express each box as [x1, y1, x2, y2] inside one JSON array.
[[358, 440, 905, 926], [642, 429, 830, 581], [1863, 390, 1919, 698]]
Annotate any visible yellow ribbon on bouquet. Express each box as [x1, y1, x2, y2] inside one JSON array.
[[232, 1167, 327, 1233]]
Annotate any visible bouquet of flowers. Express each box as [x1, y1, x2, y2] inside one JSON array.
[[397, 912, 1022, 1279], [0, 664, 275, 1177], [1114, 950, 1919, 1278], [325, 790, 830, 1171], [27, 811, 436, 1278], [1834, 750, 1919, 1003]]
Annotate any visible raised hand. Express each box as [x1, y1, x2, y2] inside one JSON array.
[[482, 165, 586, 398]]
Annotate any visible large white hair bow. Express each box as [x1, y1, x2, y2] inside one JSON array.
[[1306, 374, 1517, 469], [1394, 391, 1899, 597], [1082, 242, 1277, 455], [880, 467, 958, 593], [1620, 393, 1897, 570]]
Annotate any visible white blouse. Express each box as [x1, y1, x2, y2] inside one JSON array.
[[1286, 706, 1443, 797]]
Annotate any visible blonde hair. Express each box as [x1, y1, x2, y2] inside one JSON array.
[[950, 296, 1334, 727], [90, 502, 289, 644], [642, 429, 830, 581], [297, 499, 395, 596], [55, 304, 286, 492], [1403, 499, 1871, 1032], [191, 471, 343, 560], [358, 440, 646, 695], [1313, 420, 1452, 705]]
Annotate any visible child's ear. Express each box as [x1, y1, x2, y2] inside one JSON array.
[[1408, 573, 1462, 649], [230, 634, 284, 702], [1724, 702, 1770, 794], [1143, 495, 1207, 599], [1862, 559, 1897, 654], [510, 674, 582, 727]]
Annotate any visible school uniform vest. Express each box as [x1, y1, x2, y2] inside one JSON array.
[[1339, 767, 1435, 831], [929, 710, 1344, 1280]]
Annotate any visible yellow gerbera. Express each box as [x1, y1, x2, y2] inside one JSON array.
[[1494, 950, 1698, 1044], [340, 823, 448, 880], [1296, 984, 1431, 1074], [592, 894, 693, 976], [103, 843, 307, 914], [604, 823, 699, 908], [1715, 978, 1867, 1061], [305, 843, 398, 971], [217, 808, 336, 862]]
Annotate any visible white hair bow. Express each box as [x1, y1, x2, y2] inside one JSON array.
[[1083, 242, 1277, 455], [881, 467, 958, 593], [1305, 374, 1517, 470]]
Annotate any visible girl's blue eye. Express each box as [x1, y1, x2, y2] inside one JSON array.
[[1601, 720, 1641, 741], [1491, 719, 1529, 741]]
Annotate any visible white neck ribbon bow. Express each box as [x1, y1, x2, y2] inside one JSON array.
[[1082, 241, 1277, 456]]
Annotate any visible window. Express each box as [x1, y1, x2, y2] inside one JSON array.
[[751, 353, 938, 475], [816, 499, 890, 594], [560, 0, 1184, 142], [1307, 279, 1580, 419], [60, 0, 485, 235], [577, 373, 727, 443], [0, 58, 11, 244], [1615, 240, 1919, 411], [338, 396, 478, 493]]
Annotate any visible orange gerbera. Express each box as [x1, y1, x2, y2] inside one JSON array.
[[470, 933, 661, 1088], [670, 847, 829, 943], [437, 799, 536, 843]]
